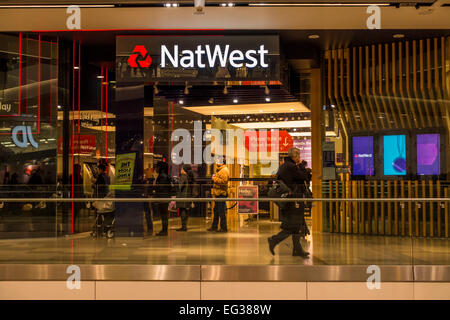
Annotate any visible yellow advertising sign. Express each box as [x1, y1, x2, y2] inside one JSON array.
[[114, 153, 136, 190]]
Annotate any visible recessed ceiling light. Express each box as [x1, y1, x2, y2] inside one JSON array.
[[97, 75, 104, 79], [259, 110, 263, 112], [308, 34, 320, 39], [74, 66, 79, 70], [221, 3, 227, 6], [165, 3, 171, 7], [290, 108, 294, 111], [393, 34, 405, 39], [228, 3, 234, 7], [265, 97, 271, 102], [179, 100, 184, 105], [233, 99, 238, 103], [172, 3, 179, 7]]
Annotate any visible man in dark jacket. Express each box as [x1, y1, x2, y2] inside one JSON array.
[[94, 163, 109, 199], [153, 161, 172, 236], [268, 148, 310, 258]]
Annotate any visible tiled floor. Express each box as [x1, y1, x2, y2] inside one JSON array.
[[0, 217, 448, 265]]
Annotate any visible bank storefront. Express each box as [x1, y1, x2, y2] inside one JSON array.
[[0, 24, 449, 247]]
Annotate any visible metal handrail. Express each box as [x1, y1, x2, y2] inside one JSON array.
[[0, 198, 449, 202]]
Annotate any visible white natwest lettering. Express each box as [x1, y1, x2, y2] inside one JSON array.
[[160, 44, 268, 68]]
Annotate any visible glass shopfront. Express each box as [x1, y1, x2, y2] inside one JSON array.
[[0, 29, 448, 266]]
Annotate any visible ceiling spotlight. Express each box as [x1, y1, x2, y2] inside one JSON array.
[[259, 110, 263, 113], [97, 75, 104, 79], [265, 97, 271, 102], [393, 34, 405, 39], [74, 66, 79, 70], [172, 3, 179, 7], [228, 3, 234, 7], [233, 98, 238, 103], [57, 105, 62, 110], [165, 3, 172, 7], [179, 100, 184, 105], [221, 3, 227, 6], [308, 34, 320, 39], [290, 108, 294, 111]]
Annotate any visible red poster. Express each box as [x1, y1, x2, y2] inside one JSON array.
[[237, 185, 259, 215], [244, 130, 293, 153], [58, 135, 96, 155]]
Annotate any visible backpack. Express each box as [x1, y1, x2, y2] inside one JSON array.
[[267, 180, 292, 210]]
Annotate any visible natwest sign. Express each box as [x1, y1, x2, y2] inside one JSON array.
[[160, 44, 268, 69], [117, 36, 279, 83]]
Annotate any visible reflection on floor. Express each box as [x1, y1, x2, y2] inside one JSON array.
[[0, 217, 448, 265]]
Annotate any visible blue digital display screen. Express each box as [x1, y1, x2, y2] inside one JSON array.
[[383, 135, 407, 176]]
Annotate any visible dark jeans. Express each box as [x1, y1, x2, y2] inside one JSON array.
[[211, 195, 227, 231], [144, 202, 153, 232], [154, 202, 169, 232], [180, 208, 189, 229], [270, 228, 303, 252]]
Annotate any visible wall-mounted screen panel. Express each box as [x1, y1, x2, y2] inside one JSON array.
[[352, 136, 374, 176], [417, 134, 440, 175], [383, 135, 406, 176]]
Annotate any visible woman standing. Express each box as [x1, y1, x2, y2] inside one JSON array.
[[176, 164, 195, 232]]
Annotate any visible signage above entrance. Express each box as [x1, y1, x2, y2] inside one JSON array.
[[116, 36, 280, 83]]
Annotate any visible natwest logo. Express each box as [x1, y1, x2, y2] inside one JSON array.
[[161, 44, 269, 69], [128, 45, 152, 68]]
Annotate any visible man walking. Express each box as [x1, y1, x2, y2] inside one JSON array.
[[268, 148, 310, 258]]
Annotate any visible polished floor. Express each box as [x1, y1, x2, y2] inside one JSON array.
[[0, 217, 448, 265]]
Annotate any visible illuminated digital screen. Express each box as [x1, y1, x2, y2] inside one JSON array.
[[383, 135, 406, 176], [417, 134, 440, 175], [352, 136, 374, 176]]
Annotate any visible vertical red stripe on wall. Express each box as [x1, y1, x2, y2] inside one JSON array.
[[18, 33, 21, 115], [49, 41, 52, 121], [38, 34, 41, 133], [78, 42, 81, 133], [105, 68, 108, 160], [71, 40, 75, 234], [26, 34, 28, 114], [101, 67, 104, 147]]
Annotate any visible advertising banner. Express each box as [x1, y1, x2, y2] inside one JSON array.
[[352, 136, 374, 176], [293, 139, 311, 166], [383, 135, 406, 176], [237, 185, 259, 215], [244, 130, 293, 153], [115, 153, 136, 190], [57, 135, 96, 155], [417, 134, 440, 175], [116, 36, 280, 83]]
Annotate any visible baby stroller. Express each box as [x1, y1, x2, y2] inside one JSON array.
[[91, 192, 115, 239]]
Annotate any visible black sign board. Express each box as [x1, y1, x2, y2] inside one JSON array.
[[116, 35, 280, 83]]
